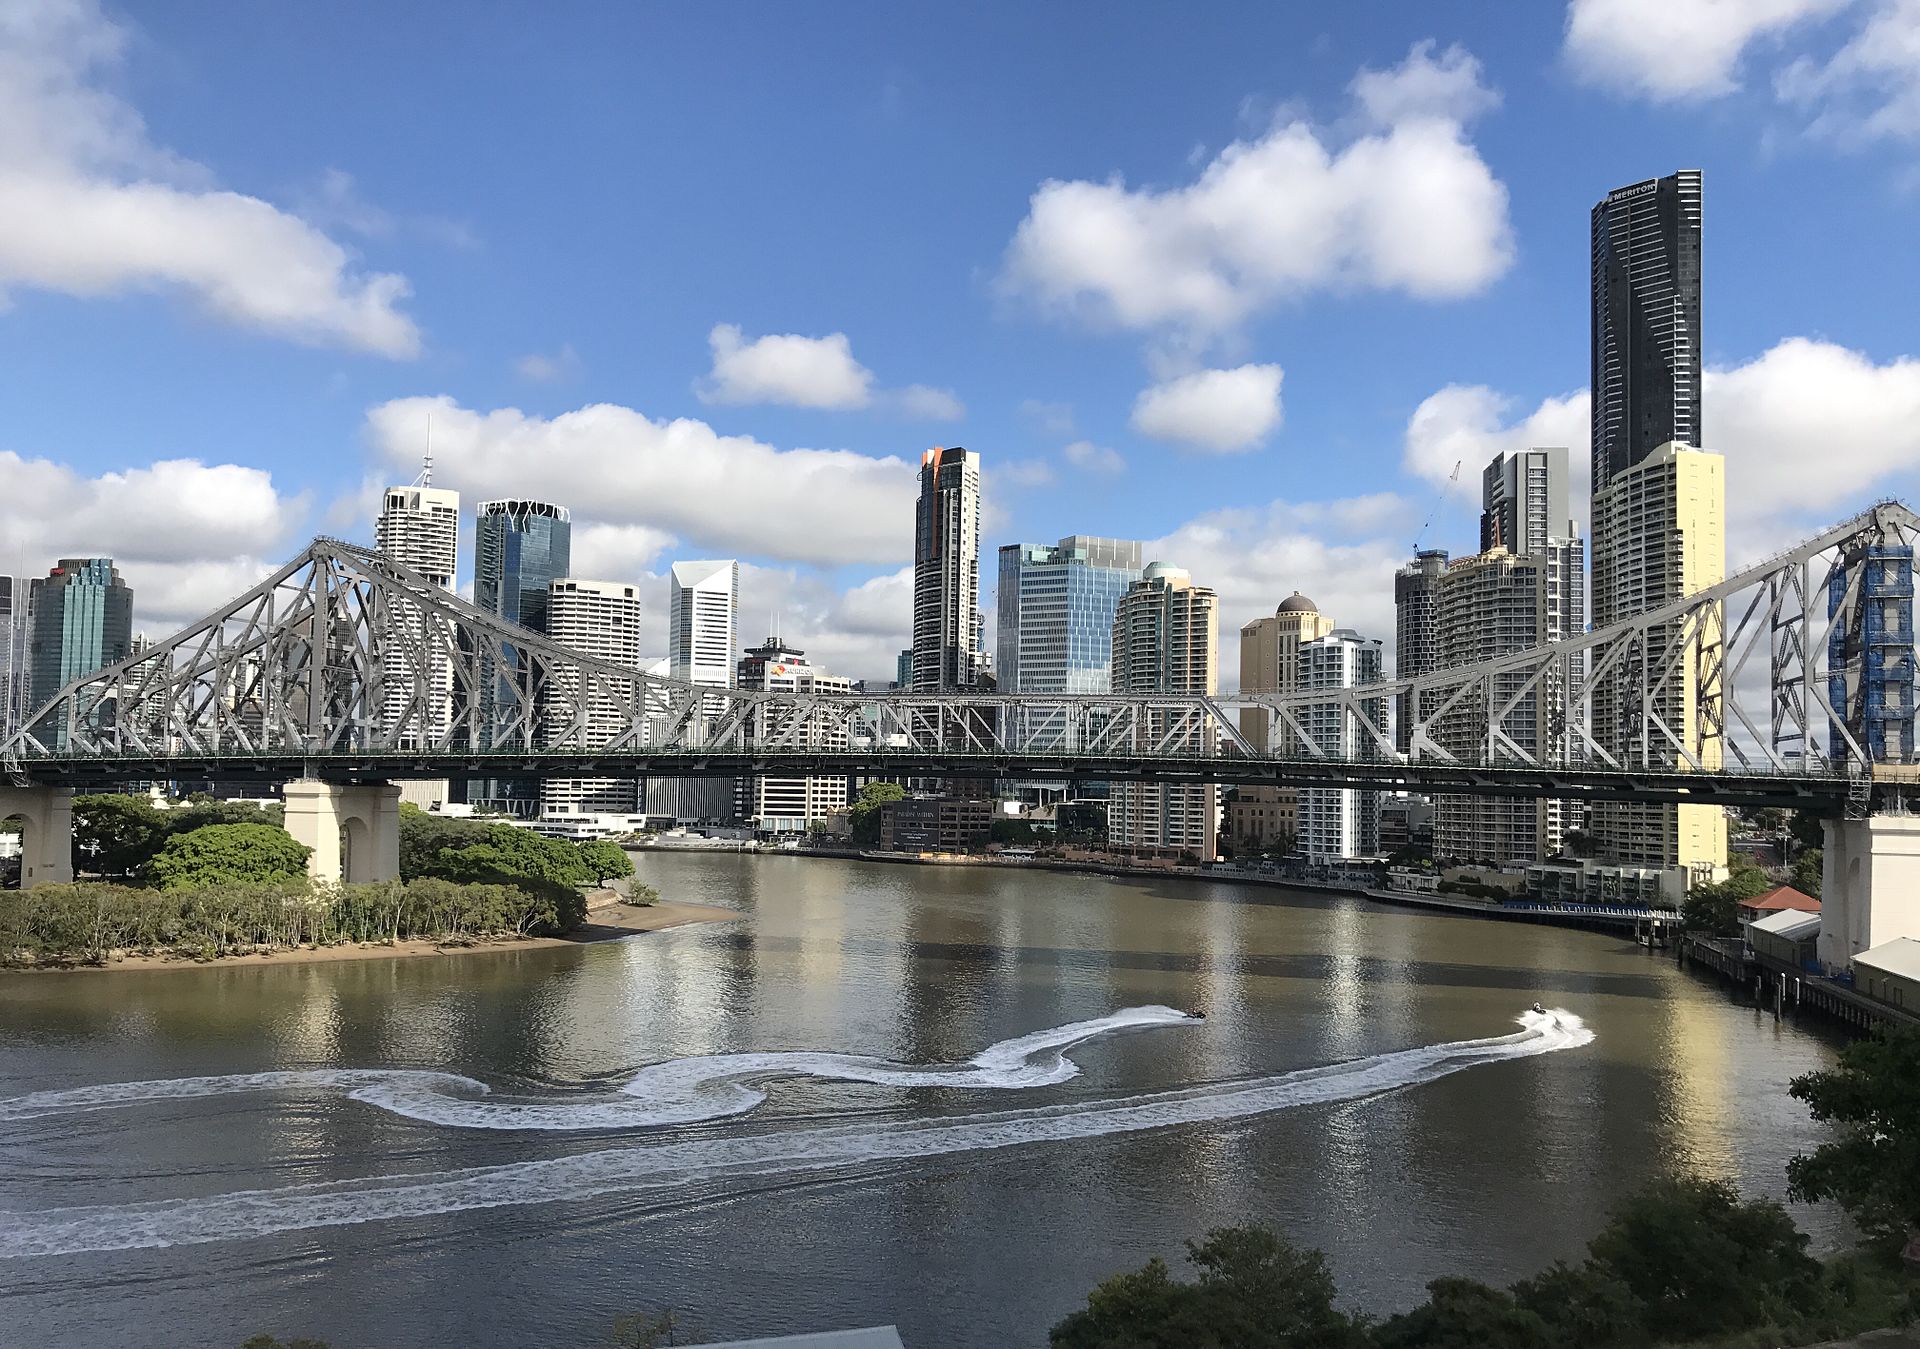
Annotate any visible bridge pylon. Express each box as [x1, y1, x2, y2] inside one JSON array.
[[0, 786, 74, 890], [284, 780, 401, 886]]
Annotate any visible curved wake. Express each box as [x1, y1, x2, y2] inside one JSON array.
[[0, 1009, 1591, 1260], [0, 1005, 1191, 1132]]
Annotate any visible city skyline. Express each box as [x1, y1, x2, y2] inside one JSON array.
[[3, 3, 1918, 689]]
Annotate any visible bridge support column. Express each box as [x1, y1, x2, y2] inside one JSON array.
[[283, 780, 402, 886], [0, 786, 74, 889], [1818, 813, 1920, 973]]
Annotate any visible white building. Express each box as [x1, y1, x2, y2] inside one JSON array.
[[654, 560, 740, 823], [1297, 629, 1384, 862], [541, 578, 644, 817], [1107, 563, 1218, 859], [736, 635, 852, 834], [375, 482, 459, 807]]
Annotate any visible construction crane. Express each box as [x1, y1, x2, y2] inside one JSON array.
[[1412, 458, 1462, 553]]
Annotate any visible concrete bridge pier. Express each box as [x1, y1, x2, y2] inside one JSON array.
[[0, 786, 74, 889], [283, 780, 403, 885], [1818, 812, 1920, 972]]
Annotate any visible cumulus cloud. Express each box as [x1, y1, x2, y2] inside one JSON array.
[[1776, 0, 1920, 142], [697, 323, 875, 409], [998, 459, 1057, 488], [0, 0, 420, 356], [999, 41, 1512, 337], [1062, 440, 1126, 475], [889, 383, 966, 421], [1403, 337, 1920, 560], [1564, 0, 1850, 101], [0, 451, 305, 631], [363, 395, 916, 567], [1019, 399, 1076, 436], [514, 343, 581, 382], [1131, 364, 1284, 453]]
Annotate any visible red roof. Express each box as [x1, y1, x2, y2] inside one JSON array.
[[1741, 885, 1820, 914]]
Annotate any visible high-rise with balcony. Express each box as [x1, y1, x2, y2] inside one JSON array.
[[912, 446, 982, 692], [736, 635, 853, 833], [1296, 629, 1385, 861], [1107, 563, 1217, 859], [541, 578, 644, 817], [1232, 593, 1334, 852], [0, 574, 29, 739], [1393, 550, 1449, 755], [996, 536, 1143, 694], [471, 499, 572, 814], [374, 483, 460, 752], [655, 559, 739, 822]]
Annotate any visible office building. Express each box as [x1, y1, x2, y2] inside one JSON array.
[[541, 578, 644, 817], [912, 446, 983, 692], [1107, 563, 1217, 859], [374, 482, 460, 757], [895, 648, 913, 691], [656, 559, 740, 822], [1589, 441, 1727, 875], [737, 635, 853, 833], [0, 574, 29, 738], [1297, 629, 1384, 862], [996, 536, 1143, 694], [26, 560, 134, 744], [1393, 550, 1448, 754], [1232, 592, 1335, 853], [471, 499, 573, 815]]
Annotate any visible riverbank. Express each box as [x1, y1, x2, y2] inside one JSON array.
[[2, 895, 736, 974]]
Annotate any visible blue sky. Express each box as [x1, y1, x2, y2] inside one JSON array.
[[2, 0, 1918, 681]]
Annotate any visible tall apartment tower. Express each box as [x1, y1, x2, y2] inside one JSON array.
[[471, 499, 573, 815], [655, 559, 740, 822], [1589, 170, 1722, 879], [1107, 563, 1218, 859], [737, 635, 854, 833], [1393, 550, 1449, 754], [26, 560, 134, 743], [0, 574, 29, 737], [1232, 593, 1335, 852], [996, 536, 1143, 694], [375, 483, 460, 753], [1297, 629, 1385, 862], [912, 446, 982, 692], [541, 578, 644, 817]]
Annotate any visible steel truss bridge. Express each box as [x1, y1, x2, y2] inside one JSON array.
[[4, 502, 1918, 813]]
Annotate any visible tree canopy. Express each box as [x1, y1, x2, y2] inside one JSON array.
[[1789, 1027, 1920, 1246], [146, 823, 311, 891], [578, 840, 636, 884], [849, 782, 906, 846]]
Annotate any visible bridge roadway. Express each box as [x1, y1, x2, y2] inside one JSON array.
[[3, 747, 1859, 811]]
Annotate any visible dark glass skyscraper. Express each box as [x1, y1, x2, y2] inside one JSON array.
[[1590, 169, 1703, 492], [27, 559, 133, 747], [474, 499, 572, 633], [912, 446, 982, 692]]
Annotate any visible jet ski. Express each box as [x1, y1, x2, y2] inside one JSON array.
[[1186, 1007, 1207, 1020], [1530, 1002, 1547, 1015]]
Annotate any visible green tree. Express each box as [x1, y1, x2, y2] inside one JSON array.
[[146, 823, 312, 891], [1508, 1261, 1646, 1348], [1789, 1027, 1920, 1247], [72, 793, 169, 878], [1791, 847, 1823, 898], [1370, 1278, 1554, 1349], [991, 819, 1040, 845], [848, 782, 905, 846], [1585, 1177, 1826, 1341], [1051, 1227, 1366, 1349], [1680, 858, 1771, 935], [578, 839, 635, 884]]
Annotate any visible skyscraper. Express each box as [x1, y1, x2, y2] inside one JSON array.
[[655, 559, 740, 822], [1297, 629, 1385, 862], [471, 499, 573, 815], [0, 574, 29, 738], [1232, 592, 1335, 853], [1393, 550, 1449, 754], [736, 634, 853, 833], [1107, 563, 1218, 859], [26, 559, 134, 747], [912, 446, 982, 692], [995, 536, 1143, 694], [541, 578, 644, 817], [374, 483, 460, 753]]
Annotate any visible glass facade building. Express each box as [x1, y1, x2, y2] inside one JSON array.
[[27, 558, 134, 748], [995, 536, 1143, 694], [475, 500, 572, 633]]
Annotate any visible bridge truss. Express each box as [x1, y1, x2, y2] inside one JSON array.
[[4, 503, 1916, 809]]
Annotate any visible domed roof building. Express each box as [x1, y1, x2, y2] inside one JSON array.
[[1275, 592, 1318, 615]]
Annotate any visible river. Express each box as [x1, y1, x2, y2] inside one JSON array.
[[0, 853, 1847, 1348]]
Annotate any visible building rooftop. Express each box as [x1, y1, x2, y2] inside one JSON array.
[[1276, 591, 1317, 614], [1747, 909, 1822, 941], [1856, 937, 1920, 983], [1741, 885, 1820, 915]]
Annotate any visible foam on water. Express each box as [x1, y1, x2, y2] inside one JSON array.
[[0, 1005, 1194, 1132], [0, 1009, 1591, 1260]]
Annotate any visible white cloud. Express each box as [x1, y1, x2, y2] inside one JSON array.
[[1062, 440, 1126, 475], [999, 41, 1512, 336], [0, 0, 421, 356], [697, 323, 875, 409], [363, 395, 916, 567], [568, 522, 677, 581], [1776, 0, 1920, 141], [999, 459, 1057, 488], [1019, 399, 1076, 436], [0, 450, 305, 631], [1564, 0, 1850, 102], [889, 384, 966, 421], [515, 343, 581, 382], [1403, 336, 1920, 558], [1131, 364, 1284, 453]]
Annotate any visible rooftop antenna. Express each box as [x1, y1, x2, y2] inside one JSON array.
[[1412, 458, 1462, 553], [419, 414, 434, 488]]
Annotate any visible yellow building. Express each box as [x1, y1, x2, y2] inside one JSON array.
[[1589, 441, 1727, 879], [1233, 593, 1335, 853]]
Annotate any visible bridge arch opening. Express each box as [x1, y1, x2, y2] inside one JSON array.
[[341, 815, 372, 886], [1, 811, 25, 889]]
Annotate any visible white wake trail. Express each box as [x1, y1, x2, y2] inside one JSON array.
[[0, 1010, 1592, 1260], [0, 1005, 1191, 1133]]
